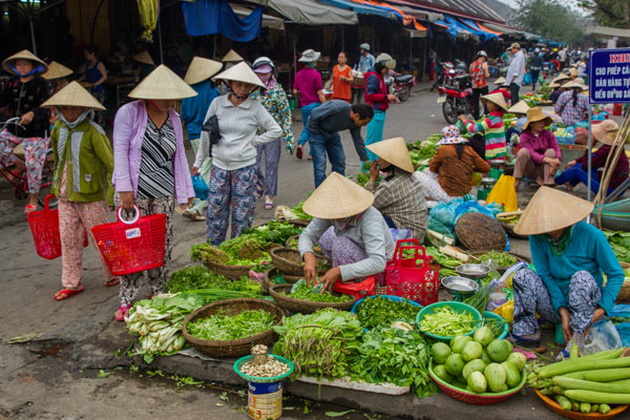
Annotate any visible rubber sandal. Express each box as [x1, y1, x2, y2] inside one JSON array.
[[54, 285, 86, 301], [24, 204, 38, 214], [114, 304, 131, 322], [264, 202, 273, 210], [104, 277, 120, 287]]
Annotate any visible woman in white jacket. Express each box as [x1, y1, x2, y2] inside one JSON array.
[[193, 62, 281, 245]]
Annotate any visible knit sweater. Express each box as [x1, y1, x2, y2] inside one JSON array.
[[429, 145, 490, 196], [465, 111, 507, 159]]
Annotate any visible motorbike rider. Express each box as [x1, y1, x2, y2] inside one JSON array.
[[469, 51, 490, 119]]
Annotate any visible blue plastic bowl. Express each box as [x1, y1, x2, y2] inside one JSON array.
[[416, 301, 482, 342]]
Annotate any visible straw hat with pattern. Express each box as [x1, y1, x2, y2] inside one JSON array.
[[366, 137, 414, 173], [437, 125, 468, 145], [522, 107, 553, 130], [2, 49, 48, 75], [507, 100, 530, 115], [128, 65, 197, 100], [302, 172, 374, 219], [592, 119, 620, 146], [132, 50, 155, 66], [513, 187, 594, 235], [184, 56, 222, 85], [41, 81, 105, 111], [494, 76, 507, 86], [562, 78, 587, 91], [212, 61, 265, 89], [481, 92, 508, 112], [221, 49, 244, 63], [42, 61, 73, 80]]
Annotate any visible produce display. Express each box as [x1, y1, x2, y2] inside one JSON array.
[[186, 309, 276, 341], [603, 231, 630, 263], [477, 251, 518, 267], [125, 289, 262, 363], [528, 347, 630, 414], [166, 265, 263, 294], [283, 280, 352, 303], [431, 330, 526, 394], [407, 139, 438, 170], [418, 305, 478, 337], [238, 344, 291, 378], [354, 296, 420, 329]]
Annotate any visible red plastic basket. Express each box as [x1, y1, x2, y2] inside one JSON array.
[[383, 239, 440, 306], [27, 194, 88, 260], [91, 205, 167, 276]]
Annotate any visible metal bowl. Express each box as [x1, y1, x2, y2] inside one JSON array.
[[481, 177, 498, 185], [441, 276, 479, 296], [456, 264, 491, 280]]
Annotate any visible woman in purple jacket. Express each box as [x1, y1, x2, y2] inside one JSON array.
[[111, 65, 196, 321], [513, 107, 561, 189]]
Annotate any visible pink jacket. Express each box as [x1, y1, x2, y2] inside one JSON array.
[[112, 101, 194, 204], [519, 129, 562, 165]]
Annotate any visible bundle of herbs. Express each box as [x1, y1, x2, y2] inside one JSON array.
[[285, 280, 352, 303], [166, 265, 263, 294], [186, 309, 276, 341], [354, 296, 420, 329]]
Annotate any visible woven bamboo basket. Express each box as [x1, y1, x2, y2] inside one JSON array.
[[262, 267, 302, 292], [268, 284, 355, 314], [203, 260, 253, 280], [288, 219, 311, 227], [269, 247, 330, 276], [284, 235, 326, 259], [455, 213, 506, 251], [617, 262, 630, 303], [182, 298, 285, 358]]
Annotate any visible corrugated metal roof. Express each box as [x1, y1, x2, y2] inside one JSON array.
[[397, 0, 506, 24]]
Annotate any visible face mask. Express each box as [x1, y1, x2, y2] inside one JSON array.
[[258, 73, 272, 83]]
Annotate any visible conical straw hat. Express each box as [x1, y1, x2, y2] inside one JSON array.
[[221, 49, 244, 63], [132, 50, 155, 65], [129, 65, 197, 100], [507, 100, 530, 115], [552, 74, 570, 84], [42, 61, 73, 80], [2, 49, 48, 75], [493, 76, 506, 86], [367, 137, 414, 173], [302, 172, 374, 219], [212, 61, 265, 89], [562, 79, 587, 91], [184, 56, 222, 85], [41, 81, 105, 111], [481, 92, 508, 112], [512, 187, 594, 235]]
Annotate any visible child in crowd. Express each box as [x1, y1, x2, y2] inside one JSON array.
[[459, 92, 508, 161]]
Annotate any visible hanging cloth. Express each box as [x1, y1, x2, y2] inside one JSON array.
[[181, 0, 263, 42]]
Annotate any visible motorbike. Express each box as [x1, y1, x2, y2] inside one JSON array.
[[384, 70, 416, 102], [436, 74, 483, 124], [430, 60, 467, 92]]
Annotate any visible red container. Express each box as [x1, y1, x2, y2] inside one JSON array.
[[91, 206, 167, 276], [27, 194, 88, 260], [383, 239, 440, 305]]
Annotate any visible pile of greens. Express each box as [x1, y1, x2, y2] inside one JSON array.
[[418, 305, 478, 337], [291, 201, 313, 221], [242, 221, 304, 245], [166, 265, 263, 294], [285, 281, 352, 303], [477, 251, 518, 267], [407, 139, 438, 169], [355, 296, 420, 329], [348, 327, 437, 397], [191, 238, 269, 269], [186, 309, 276, 341], [274, 309, 363, 378], [425, 246, 463, 277], [603, 231, 630, 263]]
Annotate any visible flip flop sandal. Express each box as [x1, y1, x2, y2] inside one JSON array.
[[104, 277, 120, 287], [264, 202, 274, 210], [193, 213, 206, 221], [24, 204, 38, 214], [114, 304, 131, 322], [54, 285, 86, 301]]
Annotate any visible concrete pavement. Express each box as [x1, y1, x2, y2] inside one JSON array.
[[0, 89, 550, 419]]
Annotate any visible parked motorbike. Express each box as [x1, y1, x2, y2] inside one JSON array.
[[436, 74, 483, 124], [386, 70, 416, 102], [430, 60, 467, 92]]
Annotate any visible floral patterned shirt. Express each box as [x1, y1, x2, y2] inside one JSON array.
[[250, 84, 295, 151]]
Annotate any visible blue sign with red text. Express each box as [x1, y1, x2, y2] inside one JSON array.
[[589, 48, 630, 104]]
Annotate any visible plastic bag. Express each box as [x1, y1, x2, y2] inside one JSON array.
[[429, 202, 457, 228], [582, 320, 623, 355], [192, 174, 209, 200], [486, 174, 519, 212]]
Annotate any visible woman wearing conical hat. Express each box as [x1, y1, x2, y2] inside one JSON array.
[[42, 61, 73, 94], [510, 187, 624, 355], [364, 137, 428, 242], [0, 49, 50, 213], [193, 62, 281, 245], [111, 65, 196, 321], [554, 77, 589, 126], [298, 172, 395, 296], [513, 107, 561, 189], [41, 82, 120, 301]]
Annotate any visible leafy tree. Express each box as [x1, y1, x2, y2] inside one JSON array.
[[515, 0, 583, 42], [578, 0, 630, 28]]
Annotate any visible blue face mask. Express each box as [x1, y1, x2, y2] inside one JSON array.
[[9, 62, 45, 77]]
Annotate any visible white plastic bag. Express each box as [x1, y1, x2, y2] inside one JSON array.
[[583, 321, 623, 355]]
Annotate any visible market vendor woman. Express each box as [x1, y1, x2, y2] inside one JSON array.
[[511, 187, 624, 355], [298, 172, 395, 297]]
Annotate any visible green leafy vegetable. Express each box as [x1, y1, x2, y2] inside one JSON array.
[[355, 296, 420, 329], [418, 305, 478, 337], [166, 265, 262, 294], [477, 251, 518, 267], [186, 309, 275, 341], [603, 230, 630, 263], [286, 281, 352, 303]]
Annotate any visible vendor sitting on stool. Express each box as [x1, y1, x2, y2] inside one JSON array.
[[364, 136, 428, 242], [298, 172, 395, 297], [510, 187, 624, 356]]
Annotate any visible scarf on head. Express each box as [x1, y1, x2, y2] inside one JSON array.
[[258, 73, 277, 94], [9, 63, 45, 77]]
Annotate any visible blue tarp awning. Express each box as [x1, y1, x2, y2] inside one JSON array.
[[317, 0, 398, 20], [459, 18, 498, 42], [181, 0, 263, 41], [433, 18, 474, 40]]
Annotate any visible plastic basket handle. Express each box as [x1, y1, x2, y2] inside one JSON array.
[[42, 194, 55, 211], [393, 238, 419, 255], [116, 205, 141, 225]]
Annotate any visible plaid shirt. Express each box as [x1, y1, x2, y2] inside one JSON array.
[[365, 172, 428, 242], [554, 90, 589, 126]]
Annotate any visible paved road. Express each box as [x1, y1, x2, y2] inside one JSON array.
[[0, 88, 537, 420]]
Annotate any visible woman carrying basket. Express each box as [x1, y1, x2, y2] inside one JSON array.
[[42, 82, 120, 301], [298, 172, 395, 298], [112, 65, 196, 321]]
